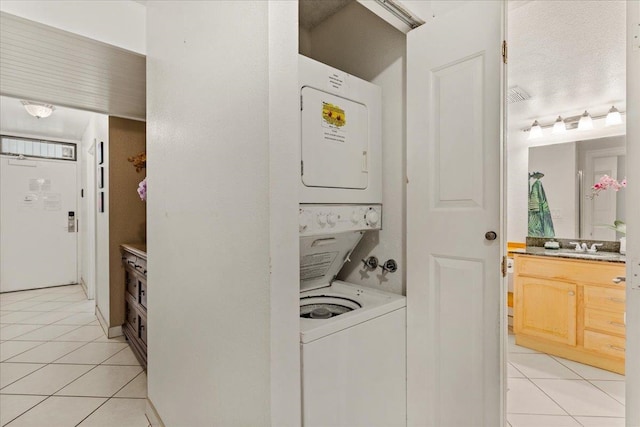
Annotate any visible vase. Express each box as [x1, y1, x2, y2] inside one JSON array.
[[620, 236, 626, 255]]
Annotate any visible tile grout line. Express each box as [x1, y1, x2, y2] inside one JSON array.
[[585, 379, 626, 406], [2, 395, 54, 426]]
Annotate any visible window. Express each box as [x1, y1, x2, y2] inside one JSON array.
[[0, 136, 76, 161]]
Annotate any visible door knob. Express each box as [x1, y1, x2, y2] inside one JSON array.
[[485, 231, 497, 241]]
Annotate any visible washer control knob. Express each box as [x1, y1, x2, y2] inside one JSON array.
[[351, 212, 361, 224], [299, 215, 309, 233], [317, 214, 327, 226], [365, 210, 379, 226], [327, 213, 338, 226]]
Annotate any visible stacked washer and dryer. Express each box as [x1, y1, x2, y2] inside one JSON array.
[[298, 55, 407, 427]]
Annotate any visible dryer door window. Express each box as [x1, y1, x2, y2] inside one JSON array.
[[301, 87, 369, 190]]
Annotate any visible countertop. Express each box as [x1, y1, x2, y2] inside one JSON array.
[[510, 246, 626, 263], [121, 243, 147, 259]]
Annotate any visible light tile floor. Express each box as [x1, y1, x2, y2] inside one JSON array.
[[0, 285, 148, 427], [507, 334, 625, 427]]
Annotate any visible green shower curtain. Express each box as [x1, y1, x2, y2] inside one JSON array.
[[528, 178, 555, 238]]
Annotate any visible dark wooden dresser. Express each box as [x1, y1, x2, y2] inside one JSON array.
[[121, 243, 147, 368]]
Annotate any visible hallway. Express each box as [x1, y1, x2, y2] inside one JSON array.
[[0, 285, 148, 426]]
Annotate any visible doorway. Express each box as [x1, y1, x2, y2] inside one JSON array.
[[506, 1, 627, 425], [0, 138, 78, 292]]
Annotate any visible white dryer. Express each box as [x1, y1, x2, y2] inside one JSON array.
[[299, 55, 382, 204], [299, 204, 406, 427]]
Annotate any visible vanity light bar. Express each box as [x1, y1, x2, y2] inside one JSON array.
[[523, 109, 626, 133]]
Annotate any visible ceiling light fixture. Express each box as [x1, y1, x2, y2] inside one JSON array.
[[528, 120, 543, 139], [605, 105, 622, 126], [21, 100, 55, 119], [577, 110, 593, 131], [552, 116, 566, 134]]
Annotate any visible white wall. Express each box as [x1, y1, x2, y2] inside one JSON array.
[[304, 2, 407, 295], [147, 1, 299, 425], [528, 142, 577, 238], [79, 115, 99, 299], [91, 116, 110, 328], [0, 0, 146, 54]]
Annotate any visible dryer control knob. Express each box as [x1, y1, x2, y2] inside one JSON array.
[[327, 213, 338, 226], [365, 210, 379, 226], [317, 214, 327, 226]]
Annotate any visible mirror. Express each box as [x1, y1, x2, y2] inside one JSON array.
[[528, 136, 626, 240]]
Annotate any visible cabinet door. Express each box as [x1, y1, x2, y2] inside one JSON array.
[[515, 277, 577, 346]]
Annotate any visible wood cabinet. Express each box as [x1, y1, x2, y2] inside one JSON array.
[[121, 244, 147, 368], [514, 254, 625, 374]]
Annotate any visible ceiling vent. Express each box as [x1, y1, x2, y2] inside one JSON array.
[[507, 86, 532, 104]]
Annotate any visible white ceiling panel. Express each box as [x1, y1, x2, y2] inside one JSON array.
[[0, 12, 145, 120]]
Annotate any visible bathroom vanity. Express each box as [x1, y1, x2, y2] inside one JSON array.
[[513, 248, 626, 374]]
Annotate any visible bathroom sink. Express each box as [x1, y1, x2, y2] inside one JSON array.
[[543, 250, 622, 261]]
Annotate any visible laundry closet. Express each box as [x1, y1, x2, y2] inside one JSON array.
[[298, 0, 407, 294], [146, 1, 505, 425]]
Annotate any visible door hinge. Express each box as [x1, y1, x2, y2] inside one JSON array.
[[502, 40, 508, 64], [300, 95, 303, 111], [301, 160, 304, 176], [501, 255, 507, 277]]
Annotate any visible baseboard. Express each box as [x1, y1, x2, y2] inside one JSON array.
[[146, 399, 165, 427], [95, 306, 123, 338], [80, 278, 88, 296]]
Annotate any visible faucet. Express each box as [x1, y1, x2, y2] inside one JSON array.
[[569, 242, 587, 252], [587, 243, 603, 253]]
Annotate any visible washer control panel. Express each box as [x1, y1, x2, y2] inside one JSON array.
[[299, 204, 382, 236]]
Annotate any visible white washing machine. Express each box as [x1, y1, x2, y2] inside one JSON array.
[[299, 55, 382, 204], [299, 204, 406, 427]]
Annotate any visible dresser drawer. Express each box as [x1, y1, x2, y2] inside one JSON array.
[[584, 286, 625, 312], [584, 330, 625, 358], [139, 311, 147, 345], [584, 307, 625, 336], [125, 269, 139, 300], [134, 257, 147, 276], [139, 281, 147, 309], [516, 255, 625, 285], [125, 296, 139, 331]]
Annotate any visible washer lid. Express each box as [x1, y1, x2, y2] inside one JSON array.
[[300, 231, 364, 292]]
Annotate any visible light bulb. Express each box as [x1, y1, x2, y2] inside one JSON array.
[[528, 120, 543, 139], [605, 106, 622, 126], [577, 111, 593, 131], [552, 116, 566, 134]]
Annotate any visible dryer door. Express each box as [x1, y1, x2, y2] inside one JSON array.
[[301, 87, 369, 190]]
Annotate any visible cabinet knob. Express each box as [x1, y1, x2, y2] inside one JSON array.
[[612, 276, 626, 284], [568, 291, 575, 296]]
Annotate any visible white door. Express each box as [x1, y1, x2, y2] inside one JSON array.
[[0, 155, 78, 292], [406, 1, 504, 426], [625, 1, 640, 423], [582, 153, 619, 240]]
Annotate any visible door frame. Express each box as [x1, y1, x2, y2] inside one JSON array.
[[581, 147, 625, 240]]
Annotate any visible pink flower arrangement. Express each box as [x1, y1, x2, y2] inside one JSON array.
[[589, 175, 626, 199], [137, 177, 147, 202]]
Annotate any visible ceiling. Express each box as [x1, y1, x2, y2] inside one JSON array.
[[299, 0, 353, 30], [508, 0, 626, 133], [1, 95, 96, 141]]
